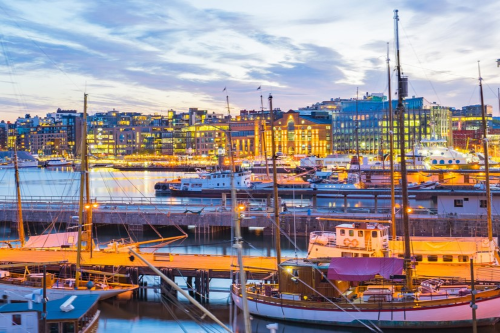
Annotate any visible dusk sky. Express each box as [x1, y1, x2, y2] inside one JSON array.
[[0, 0, 498, 121]]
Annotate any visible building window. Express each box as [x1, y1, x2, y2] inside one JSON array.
[[480, 200, 487, 208], [454, 199, 463, 208]]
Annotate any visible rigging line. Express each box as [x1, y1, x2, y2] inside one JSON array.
[[401, 63, 477, 81], [0, 4, 80, 90], [0, 33, 27, 113], [399, 23, 442, 105], [467, 86, 478, 106], [293, 276, 383, 333]]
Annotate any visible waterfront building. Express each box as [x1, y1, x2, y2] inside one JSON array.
[[330, 94, 452, 155], [265, 110, 332, 157]]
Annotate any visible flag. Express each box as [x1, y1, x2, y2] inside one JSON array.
[[257, 86, 261, 90], [223, 87, 226, 92]]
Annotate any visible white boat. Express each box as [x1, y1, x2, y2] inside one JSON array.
[[407, 135, 478, 169], [174, 170, 252, 192], [308, 223, 498, 265], [0, 272, 135, 301], [310, 173, 360, 190], [300, 155, 350, 171], [232, 259, 500, 328], [0, 160, 38, 169], [45, 158, 72, 167], [407, 180, 439, 190]]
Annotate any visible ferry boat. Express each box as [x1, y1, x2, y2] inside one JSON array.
[[45, 158, 72, 167], [169, 170, 252, 193]]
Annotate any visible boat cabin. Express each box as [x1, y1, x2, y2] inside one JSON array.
[[0, 294, 100, 333], [180, 171, 252, 191]]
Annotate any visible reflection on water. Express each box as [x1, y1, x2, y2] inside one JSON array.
[[99, 296, 500, 333]]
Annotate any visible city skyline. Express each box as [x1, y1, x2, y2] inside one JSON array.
[[0, 0, 498, 121]]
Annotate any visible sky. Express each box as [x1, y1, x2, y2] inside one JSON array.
[[0, 0, 498, 122]]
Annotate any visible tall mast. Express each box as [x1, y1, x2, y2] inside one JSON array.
[[75, 93, 88, 286], [387, 42, 396, 239], [478, 62, 493, 244], [83, 94, 92, 255], [269, 94, 281, 274], [13, 142, 25, 247], [355, 88, 362, 184], [260, 94, 270, 177], [394, 9, 412, 290]]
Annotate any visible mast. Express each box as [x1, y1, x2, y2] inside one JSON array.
[[394, 9, 413, 290], [387, 42, 396, 239], [260, 93, 270, 177], [478, 62, 493, 244], [75, 93, 88, 286], [13, 143, 25, 247], [269, 94, 281, 275], [83, 94, 92, 255], [227, 93, 251, 332], [355, 88, 362, 184]]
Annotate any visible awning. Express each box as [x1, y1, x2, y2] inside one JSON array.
[[327, 257, 404, 281]]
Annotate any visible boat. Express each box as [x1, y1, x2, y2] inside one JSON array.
[[0, 293, 100, 333], [299, 155, 351, 171], [232, 10, 500, 328], [251, 157, 296, 174], [232, 257, 500, 329], [407, 132, 478, 169], [0, 151, 38, 169], [45, 158, 72, 167], [308, 222, 498, 265], [407, 180, 439, 190], [310, 173, 360, 190], [169, 170, 252, 194]]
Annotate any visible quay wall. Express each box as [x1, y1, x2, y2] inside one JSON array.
[[1, 208, 498, 238]]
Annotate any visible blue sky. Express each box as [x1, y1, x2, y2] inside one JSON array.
[[0, 0, 498, 121]]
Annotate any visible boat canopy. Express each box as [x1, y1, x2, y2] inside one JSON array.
[[24, 232, 79, 249], [327, 257, 404, 281]]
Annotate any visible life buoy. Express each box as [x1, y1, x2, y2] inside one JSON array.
[[343, 238, 351, 246], [351, 239, 359, 247]]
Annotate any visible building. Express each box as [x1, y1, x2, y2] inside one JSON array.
[[265, 110, 332, 157], [331, 95, 452, 155]]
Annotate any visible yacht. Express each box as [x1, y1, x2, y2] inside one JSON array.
[[45, 158, 72, 167]]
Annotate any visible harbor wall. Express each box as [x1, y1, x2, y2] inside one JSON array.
[[1, 208, 498, 238]]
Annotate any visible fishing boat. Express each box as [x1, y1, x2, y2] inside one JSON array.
[[232, 10, 500, 328]]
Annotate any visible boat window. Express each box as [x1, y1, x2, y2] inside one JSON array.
[[454, 199, 463, 208], [415, 255, 423, 262], [458, 255, 469, 262], [217, 183, 220, 186], [443, 255, 453, 262], [397, 254, 404, 258], [48, 323, 58, 332], [427, 255, 438, 262], [372, 231, 378, 238], [340, 229, 345, 236], [12, 314, 21, 325], [63, 322, 75, 333], [480, 200, 487, 208], [349, 230, 354, 237], [358, 231, 363, 237], [292, 269, 299, 277]]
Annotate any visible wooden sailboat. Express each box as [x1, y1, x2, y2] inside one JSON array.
[[231, 10, 500, 329], [0, 94, 138, 301]]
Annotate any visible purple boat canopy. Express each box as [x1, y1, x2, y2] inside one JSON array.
[[327, 257, 404, 281]]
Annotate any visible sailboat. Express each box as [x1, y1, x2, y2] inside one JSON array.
[[231, 10, 500, 329], [0, 94, 138, 301]]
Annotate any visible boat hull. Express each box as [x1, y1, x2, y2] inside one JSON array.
[[0, 283, 137, 301], [231, 291, 500, 328]]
